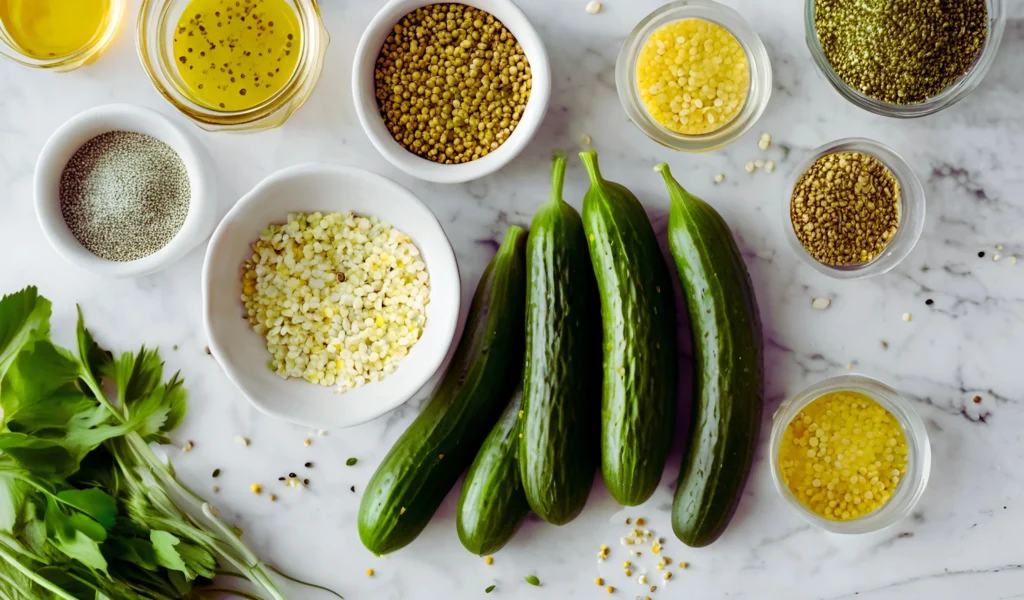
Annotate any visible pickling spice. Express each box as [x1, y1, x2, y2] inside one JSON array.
[[635, 18, 749, 135], [815, 0, 988, 104], [374, 4, 532, 164], [60, 131, 191, 262], [173, 0, 301, 112], [779, 391, 909, 521], [790, 151, 900, 267]]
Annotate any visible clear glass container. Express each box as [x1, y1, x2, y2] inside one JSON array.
[[783, 138, 925, 280], [137, 0, 329, 132], [805, 0, 1006, 118], [0, 0, 126, 71], [615, 0, 772, 152], [770, 375, 931, 535]]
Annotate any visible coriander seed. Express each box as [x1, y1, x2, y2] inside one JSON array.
[[373, 4, 532, 165], [790, 151, 901, 267]]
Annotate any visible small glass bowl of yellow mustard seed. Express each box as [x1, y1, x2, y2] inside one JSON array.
[[0, 0, 126, 72], [615, 0, 772, 152], [783, 138, 926, 280], [806, 0, 1007, 118], [770, 375, 931, 534], [137, 0, 329, 132]]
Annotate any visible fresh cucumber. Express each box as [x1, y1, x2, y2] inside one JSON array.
[[357, 226, 528, 555], [657, 164, 764, 548], [519, 151, 600, 524], [579, 150, 678, 507], [457, 388, 529, 555]]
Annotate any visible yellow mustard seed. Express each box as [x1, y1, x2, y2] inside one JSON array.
[[779, 391, 909, 521], [250, 483, 262, 494], [595, 577, 604, 586], [606, 585, 615, 593], [366, 568, 374, 577], [635, 18, 750, 135], [485, 556, 494, 565]]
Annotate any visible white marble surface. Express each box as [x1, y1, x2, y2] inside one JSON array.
[[2, 0, 1024, 598]]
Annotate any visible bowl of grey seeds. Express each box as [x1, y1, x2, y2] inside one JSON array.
[[34, 104, 217, 277]]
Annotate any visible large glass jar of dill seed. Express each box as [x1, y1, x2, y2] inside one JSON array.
[[137, 0, 329, 132], [806, 0, 1007, 118]]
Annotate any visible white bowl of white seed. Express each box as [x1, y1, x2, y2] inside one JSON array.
[[34, 104, 218, 278]]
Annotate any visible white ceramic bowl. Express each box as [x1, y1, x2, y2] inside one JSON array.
[[202, 163, 461, 429], [352, 0, 552, 184], [34, 104, 217, 278]]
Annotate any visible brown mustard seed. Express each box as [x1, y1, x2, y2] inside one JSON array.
[[791, 151, 901, 267], [373, 4, 532, 165]]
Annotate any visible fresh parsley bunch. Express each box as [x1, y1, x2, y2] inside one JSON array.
[[0, 287, 337, 599]]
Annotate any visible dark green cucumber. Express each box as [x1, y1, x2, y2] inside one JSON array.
[[519, 151, 600, 525], [579, 150, 678, 507], [358, 226, 528, 556], [457, 388, 529, 555], [658, 164, 764, 548]]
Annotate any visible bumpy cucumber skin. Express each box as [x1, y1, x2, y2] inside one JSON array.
[[357, 227, 528, 556], [519, 153, 600, 525], [457, 389, 530, 555], [658, 164, 764, 548], [579, 151, 678, 507]]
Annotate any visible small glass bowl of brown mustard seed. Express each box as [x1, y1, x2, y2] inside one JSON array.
[[783, 138, 925, 280], [805, 0, 1007, 118]]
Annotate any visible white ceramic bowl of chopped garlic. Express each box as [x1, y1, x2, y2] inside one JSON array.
[[202, 164, 461, 429]]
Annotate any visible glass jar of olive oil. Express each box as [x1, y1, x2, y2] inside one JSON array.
[[0, 0, 126, 71], [138, 0, 329, 132]]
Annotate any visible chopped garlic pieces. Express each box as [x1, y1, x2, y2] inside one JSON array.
[[242, 212, 430, 392]]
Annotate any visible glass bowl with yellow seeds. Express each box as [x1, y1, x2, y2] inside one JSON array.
[[615, 0, 772, 152], [770, 375, 931, 534]]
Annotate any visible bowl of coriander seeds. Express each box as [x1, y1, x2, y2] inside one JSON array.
[[806, 0, 1006, 117], [352, 0, 551, 183], [783, 138, 925, 280], [34, 104, 217, 278]]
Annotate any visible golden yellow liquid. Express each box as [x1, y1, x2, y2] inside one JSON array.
[[0, 0, 109, 59], [173, 0, 301, 112]]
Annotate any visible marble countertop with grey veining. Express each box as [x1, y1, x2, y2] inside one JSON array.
[[1, 0, 1023, 598]]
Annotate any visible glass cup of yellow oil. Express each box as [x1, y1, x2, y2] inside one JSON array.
[[138, 0, 329, 132], [0, 0, 126, 70], [770, 374, 931, 534]]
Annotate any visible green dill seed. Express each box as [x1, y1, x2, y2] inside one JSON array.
[[346, 457, 358, 466], [212, 468, 221, 477], [59, 131, 191, 262], [485, 585, 496, 593], [815, 0, 988, 104], [524, 575, 540, 586]]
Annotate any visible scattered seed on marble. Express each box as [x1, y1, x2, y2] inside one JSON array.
[[973, 395, 982, 404], [234, 435, 249, 447], [714, 173, 725, 184], [754, 159, 765, 169], [212, 468, 221, 478], [925, 299, 934, 306], [586, 0, 602, 14], [60, 131, 190, 262], [304, 462, 313, 468], [902, 312, 912, 322], [764, 160, 776, 173], [812, 297, 831, 310], [995, 244, 1004, 251], [745, 161, 756, 173], [993, 254, 1002, 262], [580, 134, 593, 147], [1011, 256, 1018, 265], [978, 251, 986, 258], [182, 441, 193, 452]]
